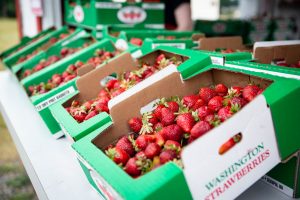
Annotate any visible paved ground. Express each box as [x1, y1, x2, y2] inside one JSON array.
[[0, 18, 37, 200]]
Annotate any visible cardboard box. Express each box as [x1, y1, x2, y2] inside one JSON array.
[[13, 30, 95, 80], [72, 63, 300, 199], [3, 26, 73, 69], [116, 29, 204, 54], [196, 36, 252, 66], [64, 0, 164, 30], [50, 46, 210, 142], [22, 39, 126, 138], [0, 27, 55, 60]]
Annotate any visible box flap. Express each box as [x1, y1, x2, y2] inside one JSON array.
[[254, 44, 300, 64], [198, 36, 245, 51]]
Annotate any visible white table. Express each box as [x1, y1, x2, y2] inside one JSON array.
[[0, 70, 296, 200]]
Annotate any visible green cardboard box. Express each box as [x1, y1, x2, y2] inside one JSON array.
[[50, 46, 209, 142], [72, 63, 300, 199], [116, 29, 203, 54], [195, 36, 252, 65], [14, 30, 95, 80], [65, 0, 164, 30], [22, 39, 127, 138], [3, 26, 73, 69], [0, 27, 55, 60]]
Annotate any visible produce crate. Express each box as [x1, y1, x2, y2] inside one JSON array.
[[64, 0, 164, 30], [3, 26, 73, 69], [22, 39, 128, 137], [14, 30, 95, 80], [116, 29, 203, 54], [195, 36, 252, 65], [72, 63, 300, 199], [50, 46, 210, 142], [0, 27, 55, 60]]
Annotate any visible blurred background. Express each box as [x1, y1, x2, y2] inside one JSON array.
[[0, 0, 299, 199]]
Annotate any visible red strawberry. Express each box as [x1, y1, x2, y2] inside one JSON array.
[[155, 133, 165, 146], [73, 113, 86, 123], [148, 113, 158, 126], [52, 74, 62, 85], [164, 140, 181, 154], [130, 38, 143, 46], [116, 135, 135, 156], [98, 89, 109, 98], [161, 108, 175, 126], [111, 88, 125, 97], [128, 117, 142, 133], [199, 87, 216, 102], [215, 84, 228, 96], [135, 135, 155, 151], [159, 150, 177, 164], [153, 104, 165, 120], [167, 101, 179, 112], [204, 114, 215, 123], [192, 98, 205, 110], [145, 143, 161, 159], [34, 63, 44, 71], [218, 106, 232, 122], [257, 89, 264, 95], [60, 48, 69, 56], [106, 79, 118, 90], [124, 157, 141, 176], [95, 103, 109, 113], [197, 106, 213, 120], [190, 121, 211, 139], [231, 86, 243, 96], [106, 147, 129, 165], [82, 101, 92, 111], [208, 96, 224, 112], [176, 113, 195, 132], [154, 122, 163, 132], [64, 74, 76, 82], [182, 95, 200, 109], [156, 54, 166, 64], [230, 97, 247, 108], [242, 85, 260, 102], [84, 110, 98, 120], [160, 124, 183, 142]]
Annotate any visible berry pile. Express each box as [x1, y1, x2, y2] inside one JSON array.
[[21, 42, 92, 79], [28, 49, 118, 96], [66, 54, 182, 123], [104, 83, 263, 178], [16, 33, 70, 64], [273, 59, 300, 68], [129, 36, 188, 46]]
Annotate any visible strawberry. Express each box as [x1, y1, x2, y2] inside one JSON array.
[[135, 135, 155, 151], [190, 121, 211, 139], [116, 135, 135, 156], [111, 88, 125, 97], [257, 89, 264, 95], [192, 98, 205, 110], [73, 113, 86, 123], [161, 107, 175, 126], [106, 79, 118, 90], [95, 103, 109, 113], [148, 113, 158, 126], [52, 74, 62, 85], [155, 133, 165, 146], [164, 140, 181, 154], [153, 104, 165, 120], [215, 84, 228, 96], [166, 101, 179, 112], [128, 117, 142, 133], [145, 143, 161, 159], [106, 147, 129, 165], [230, 97, 247, 108], [176, 113, 195, 132], [98, 89, 109, 98], [64, 74, 76, 82], [84, 110, 98, 121], [197, 106, 213, 120], [159, 150, 177, 164], [81, 101, 92, 111], [160, 124, 183, 142], [124, 157, 141, 176], [130, 38, 143, 46], [153, 122, 163, 132], [199, 87, 216, 102], [156, 53, 166, 64], [231, 86, 243, 96], [208, 96, 224, 112], [182, 95, 200, 109], [242, 85, 260, 102], [217, 106, 232, 122]]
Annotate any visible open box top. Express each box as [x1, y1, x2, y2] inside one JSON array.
[[50, 46, 210, 141], [253, 42, 300, 65], [73, 64, 300, 199], [197, 36, 248, 51]]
